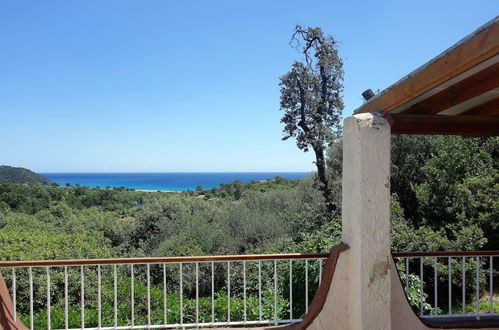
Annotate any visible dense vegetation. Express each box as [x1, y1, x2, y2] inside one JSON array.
[[0, 176, 329, 260], [0, 135, 497, 326], [390, 135, 498, 252], [1, 136, 495, 259], [0, 165, 53, 185]]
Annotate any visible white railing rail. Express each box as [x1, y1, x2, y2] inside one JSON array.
[[393, 251, 499, 319], [0, 253, 328, 329]]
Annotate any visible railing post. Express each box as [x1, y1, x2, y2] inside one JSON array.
[[342, 113, 392, 329]]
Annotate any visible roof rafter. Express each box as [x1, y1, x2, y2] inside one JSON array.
[[385, 114, 499, 136]]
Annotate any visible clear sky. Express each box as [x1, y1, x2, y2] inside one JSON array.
[[1, 1, 497, 172]]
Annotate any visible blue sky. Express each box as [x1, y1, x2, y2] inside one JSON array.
[[0, 1, 497, 172]]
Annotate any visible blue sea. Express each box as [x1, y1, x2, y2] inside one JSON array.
[[41, 172, 310, 191]]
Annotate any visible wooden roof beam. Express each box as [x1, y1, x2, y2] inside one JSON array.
[[385, 114, 499, 136], [399, 62, 499, 115]]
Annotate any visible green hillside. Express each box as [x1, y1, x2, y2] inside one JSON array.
[[0, 165, 53, 184]]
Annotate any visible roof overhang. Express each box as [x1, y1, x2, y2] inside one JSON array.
[[354, 16, 499, 136]]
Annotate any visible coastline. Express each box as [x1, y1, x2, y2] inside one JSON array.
[[134, 189, 180, 193], [40, 172, 309, 193]]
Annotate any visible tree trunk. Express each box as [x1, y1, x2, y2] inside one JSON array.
[[313, 146, 336, 213]]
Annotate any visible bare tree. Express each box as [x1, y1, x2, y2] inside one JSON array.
[[279, 25, 344, 212]]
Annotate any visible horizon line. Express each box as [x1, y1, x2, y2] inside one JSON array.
[[39, 171, 314, 174]]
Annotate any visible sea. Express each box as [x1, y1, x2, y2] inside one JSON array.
[[41, 172, 310, 191]]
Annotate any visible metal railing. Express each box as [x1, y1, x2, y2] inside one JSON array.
[[393, 251, 499, 319], [0, 253, 328, 329]]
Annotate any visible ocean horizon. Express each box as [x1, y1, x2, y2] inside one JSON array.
[[41, 172, 310, 191]]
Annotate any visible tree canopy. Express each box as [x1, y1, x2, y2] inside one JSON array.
[[279, 25, 344, 212]]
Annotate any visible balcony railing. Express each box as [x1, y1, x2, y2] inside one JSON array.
[[0, 253, 328, 330], [393, 251, 499, 319], [3, 249, 496, 329]]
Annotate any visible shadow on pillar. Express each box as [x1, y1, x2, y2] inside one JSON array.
[[269, 243, 349, 330]]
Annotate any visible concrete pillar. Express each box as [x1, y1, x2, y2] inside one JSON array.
[[342, 112, 392, 329]]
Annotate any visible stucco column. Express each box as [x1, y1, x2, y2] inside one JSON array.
[[342, 112, 392, 329]]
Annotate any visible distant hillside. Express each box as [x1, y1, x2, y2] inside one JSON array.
[[0, 165, 53, 184]]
